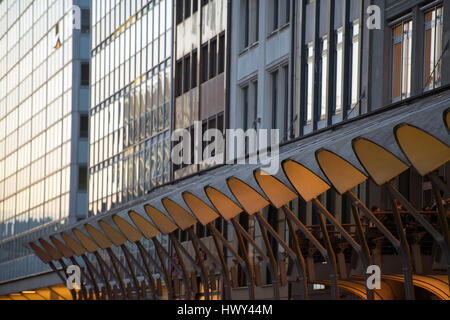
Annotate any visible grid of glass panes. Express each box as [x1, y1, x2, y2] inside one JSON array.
[[0, 0, 76, 241], [89, 0, 172, 216]]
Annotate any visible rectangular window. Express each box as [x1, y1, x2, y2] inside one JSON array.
[[320, 37, 328, 119], [242, 0, 259, 49], [79, 166, 88, 191], [350, 20, 360, 107], [184, 0, 191, 20], [424, 6, 444, 91], [81, 62, 90, 86], [176, 0, 184, 24], [218, 33, 225, 74], [209, 38, 217, 79], [271, 70, 279, 129], [306, 43, 314, 123], [175, 59, 183, 97], [81, 9, 91, 33], [273, 0, 279, 31], [192, 50, 198, 89], [392, 20, 413, 102], [183, 55, 191, 93], [335, 28, 343, 113], [80, 114, 89, 138], [201, 44, 208, 83]]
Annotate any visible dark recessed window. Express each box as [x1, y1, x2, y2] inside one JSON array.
[[209, 38, 217, 79], [175, 59, 183, 97], [81, 62, 90, 86], [192, 50, 198, 89], [80, 114, 89, 138], [79, 166, 88, 191], [81, 9, 91, 33], [218, 33, 226, 74], [201, 44, 208, 83], [184, 55, 191, 93]]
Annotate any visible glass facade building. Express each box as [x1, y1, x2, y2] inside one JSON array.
[[0, 0, 90, 282], [89, 0, 172, 216]]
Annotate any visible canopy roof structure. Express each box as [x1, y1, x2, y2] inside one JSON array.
[[17, 88, 450, 301]]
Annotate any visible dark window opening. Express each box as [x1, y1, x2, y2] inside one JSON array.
[[192, 50, 198, 89], [184, 55, 191, 93], [176, 0, 184, 24], [175, 60, 183, 97], [81, 62, 90, 86], [184, 0, 191, 20], [81, 9, 91, 33], [218, 33, 225, 74], [201, 44, 209, 83], [79, 166, 88, 191], [80, 114, 89, 138], [209, 38, 217, 79]]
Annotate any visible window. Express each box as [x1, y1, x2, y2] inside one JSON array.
[[79, 166, 88, 191], [242, 80, 258, 131], [209, 38, 217, 79], [184, 0, 191, 20], [201, 44, 209, 83], [175, 60, 183, 97], [218, 33, 226, 74], [424, 6, 444, 91], [184, 55, 191, 93], [270, 0, 290, 32], [176, 0, 184, 24], [271, 65, 289, 139], [350, 20, 360, 107], [320, 37, 328, 119], [335, 28, 344, 113], [81, 9, 90, 33], [80, 114, 89, 138], [81, 62, 90, 86], [192, 50, 198, 89], [392, 20, 413, 102], [242, 0, 259, 49], [306, 43, 314, 123]]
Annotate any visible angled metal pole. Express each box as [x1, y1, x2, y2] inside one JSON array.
[[316, 207, 340, 300], [348, 190, 416, 300], [255, 211, 308, 300], [187, 228, 232, 300], [135, 241, 160, 299], [170, 234, 211, 300], [120, 245, 143, 299], [282, 205, 340, 300], [154, 237, 192, 300], [390, 197, 415, 300], [105, 248, 129, 299], [388, 181, 450, 286], [80, 254, 101, 299], [231, 217, 281, 300], [209, 223, 256, 300], [285, 211, 309, 300], [351, 203, 374, 300], [93, 252, 114, 299], [313, 198, 374, 299], [431, 180, 450, 288]]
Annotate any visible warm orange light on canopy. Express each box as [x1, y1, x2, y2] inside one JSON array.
[[353, 138, 409, 186], [254, 170, 298, 208], [395, 124, 450, 176], [282, 160, 330, 202], [205, 187, 243, 221], [227, 178, 270, 215], [183, 192, 220, 226], [316, 150, 367, 195]]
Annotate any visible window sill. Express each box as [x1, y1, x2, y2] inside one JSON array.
[[239, 41, 259, 56], [267, 22, 290, 40]]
